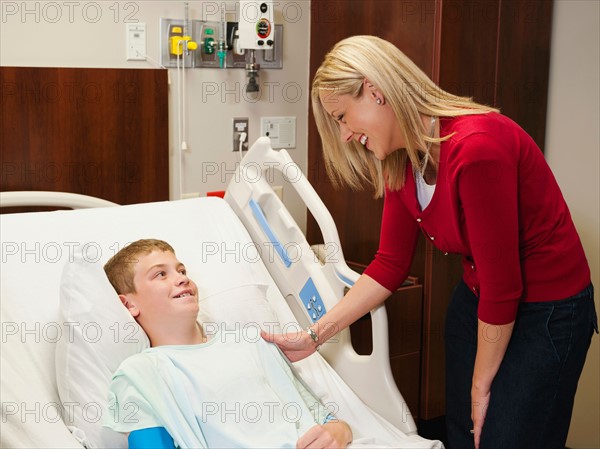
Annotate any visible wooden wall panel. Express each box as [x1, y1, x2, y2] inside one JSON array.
[[496, 1, 553, 151], [1, 67, 169, 206], [438, 0, 500, 107], [438, 0, 553, 151]]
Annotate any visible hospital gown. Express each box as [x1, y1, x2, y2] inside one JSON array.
[[104, 328, 333, 448]]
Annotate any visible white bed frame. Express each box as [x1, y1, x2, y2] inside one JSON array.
[[0, 137, 418, 437], [0, 191, 118, 209]]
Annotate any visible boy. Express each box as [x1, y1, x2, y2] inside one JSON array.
[[103, 239, 353, 449]]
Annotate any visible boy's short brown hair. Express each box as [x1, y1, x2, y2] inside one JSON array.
[[104, 239, 174, 294]]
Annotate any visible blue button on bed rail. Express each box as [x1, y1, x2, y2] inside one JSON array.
[[299, 278, 326, 322], [249, 198, 292, 268]]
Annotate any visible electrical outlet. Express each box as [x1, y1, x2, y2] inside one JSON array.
[[261, 116, 296, 149], [233, 117, 249, 152], [126, 23, 146, 61]]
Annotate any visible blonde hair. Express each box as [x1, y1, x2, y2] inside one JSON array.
[[104, 239, 175, 294], [312, 35, 498, 198]]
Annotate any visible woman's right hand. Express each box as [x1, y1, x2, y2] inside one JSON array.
[[261, 329, 317, 362]]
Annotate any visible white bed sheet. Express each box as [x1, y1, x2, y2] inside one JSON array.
[[0, 198, 441, 448]]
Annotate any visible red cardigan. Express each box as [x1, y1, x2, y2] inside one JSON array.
[[364, 113, 590, 325]]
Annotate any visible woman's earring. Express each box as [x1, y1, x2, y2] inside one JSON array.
[[376, 98, 382, 105]]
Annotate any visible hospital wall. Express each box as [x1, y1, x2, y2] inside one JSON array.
[[0, 0, 311, 231], [545, 2, 600, 448], [1, 1, 599, 447]]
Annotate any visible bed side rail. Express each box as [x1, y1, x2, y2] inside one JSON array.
[[0, 191, 118, 209], [224, 137, 417, 435]]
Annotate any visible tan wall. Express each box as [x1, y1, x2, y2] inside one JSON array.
[[546, 1, 600, 448]]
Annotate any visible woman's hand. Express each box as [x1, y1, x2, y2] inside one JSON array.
[[471, 384, 491, 449], [470, 319, 514, 449], [262, 274, 392, 363], [296, 422, 352, 449], [261, 329, 317, 362]]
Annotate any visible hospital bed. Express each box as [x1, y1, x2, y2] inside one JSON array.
[[0, 138, 442, 448]]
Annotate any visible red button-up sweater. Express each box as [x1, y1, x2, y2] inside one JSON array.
[[364, 113, 590, 325]]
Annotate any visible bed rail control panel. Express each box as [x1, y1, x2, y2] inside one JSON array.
[[299, 278, 326, 322], [249, 198, 292, 268]]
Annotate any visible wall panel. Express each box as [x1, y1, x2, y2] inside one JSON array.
[[1, 67, 169, 207]]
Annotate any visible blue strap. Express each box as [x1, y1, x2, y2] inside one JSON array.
[[128, 427, 174, 449]]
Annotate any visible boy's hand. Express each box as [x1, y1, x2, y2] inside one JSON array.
[[296, 422, 352, 449]]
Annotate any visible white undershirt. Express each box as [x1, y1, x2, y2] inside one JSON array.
[[415, 169, 436, 210]]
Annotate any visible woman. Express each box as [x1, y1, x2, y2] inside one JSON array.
[[263, 36, 597, 449]]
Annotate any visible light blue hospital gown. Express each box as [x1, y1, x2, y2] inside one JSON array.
[[104, 329, 332, 448]]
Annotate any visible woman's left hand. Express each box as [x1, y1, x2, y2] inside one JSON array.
[[471, 319, 515, 449], [471, 384, 491, 449]]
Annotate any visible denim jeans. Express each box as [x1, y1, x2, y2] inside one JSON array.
[[445, 281, 597, 449]]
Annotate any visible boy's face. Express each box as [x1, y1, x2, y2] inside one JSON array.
[[119, 250, 199, 322]]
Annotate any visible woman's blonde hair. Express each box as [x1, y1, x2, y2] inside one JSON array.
[[312, 35, 498, 198], [104, 239, 175, 294]]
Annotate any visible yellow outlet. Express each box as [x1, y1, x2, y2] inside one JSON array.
[[169, 26, 183, 55], [170, 36, 196, 56], [168, 25, 197, 56]]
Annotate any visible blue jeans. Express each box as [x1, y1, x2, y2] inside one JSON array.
[[445, 281, 597, 449]]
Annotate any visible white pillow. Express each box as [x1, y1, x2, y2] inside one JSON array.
[[198, 283, 281, 336], [55, 253, 150, 448], [56, 253, 280, 448]]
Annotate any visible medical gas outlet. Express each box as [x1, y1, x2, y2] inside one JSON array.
[[237, 1, 274, 50], [168, 25, 198, 61], [159, 4, 282, 70]]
